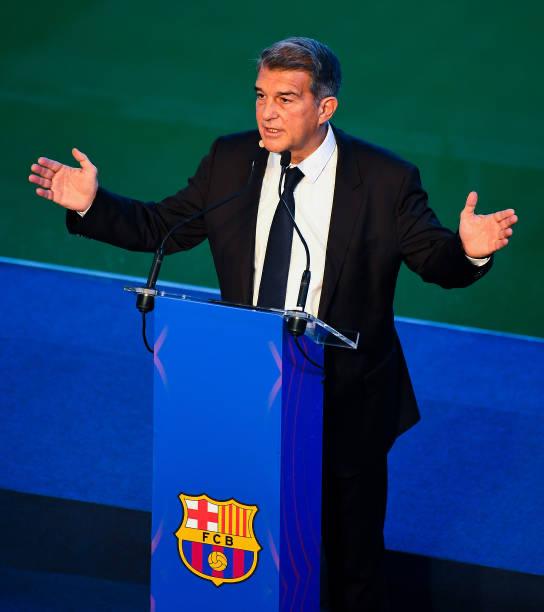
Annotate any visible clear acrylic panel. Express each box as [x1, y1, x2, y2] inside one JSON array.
[[125, 286, 358, 350]]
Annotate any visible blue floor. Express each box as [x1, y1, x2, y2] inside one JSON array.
[[1, 257, 543, 583], [388, 321, 544, 574]]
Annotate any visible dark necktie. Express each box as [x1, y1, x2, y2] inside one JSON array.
[[258, 166, 304, 309]]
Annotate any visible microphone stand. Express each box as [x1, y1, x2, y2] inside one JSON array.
[[278, 151, 312, 337], [136, 160, 256, 316], [136, 159, 257, 352]]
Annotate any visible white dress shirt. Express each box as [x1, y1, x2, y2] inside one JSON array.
[[252, 123, 338, 317]]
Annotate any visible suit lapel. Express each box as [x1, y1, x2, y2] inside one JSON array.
[[318, 128, 364, 321]]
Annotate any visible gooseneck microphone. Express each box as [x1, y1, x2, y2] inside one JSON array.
[[136, 159, 257, 316], [278, 151, 312, 337]]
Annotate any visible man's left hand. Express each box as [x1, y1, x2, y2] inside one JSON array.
[[459, 191, 518, 258]]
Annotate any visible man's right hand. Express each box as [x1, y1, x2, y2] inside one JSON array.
[[29, 148, 98, 212]]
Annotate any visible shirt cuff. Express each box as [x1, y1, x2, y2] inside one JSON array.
[[77, 204, 93, 217], [465, 255, 490, 267]]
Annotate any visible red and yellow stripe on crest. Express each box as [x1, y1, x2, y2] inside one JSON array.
[[219, 503, 249, 536]]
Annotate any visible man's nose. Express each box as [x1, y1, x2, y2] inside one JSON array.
[[261, 99, 279, 120]]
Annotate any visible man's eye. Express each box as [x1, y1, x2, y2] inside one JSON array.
[[256, 93, 264, 99], [280, 97, 291, 104]]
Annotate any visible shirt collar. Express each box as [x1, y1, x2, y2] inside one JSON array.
[[296, 123, 337, 183], [269, 123, 337, 184]]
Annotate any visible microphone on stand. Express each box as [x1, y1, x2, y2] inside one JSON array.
[[278, 151, 312, 337], [136, 158, 257, 316]]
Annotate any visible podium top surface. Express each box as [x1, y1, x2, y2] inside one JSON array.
[[125, 286, 358, 349]]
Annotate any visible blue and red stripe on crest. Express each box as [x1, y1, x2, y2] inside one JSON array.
[[182, 541, 251, 580]]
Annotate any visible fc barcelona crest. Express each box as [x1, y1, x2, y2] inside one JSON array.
[[175, 493, 261, 586]]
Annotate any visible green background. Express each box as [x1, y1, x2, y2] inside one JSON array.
[[2, 1, 542, 337]]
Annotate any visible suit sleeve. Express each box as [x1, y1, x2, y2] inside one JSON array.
[[66, 139, 220, 254], [396, 165, 492, 288]]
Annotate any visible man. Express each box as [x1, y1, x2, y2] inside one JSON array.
[[29, 37, 517, 611]]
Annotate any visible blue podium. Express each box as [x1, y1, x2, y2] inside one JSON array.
[[129, 289, 357, 611]]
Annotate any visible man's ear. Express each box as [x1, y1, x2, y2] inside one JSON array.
[[318, 96, 339, 125]]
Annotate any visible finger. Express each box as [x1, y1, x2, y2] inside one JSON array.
[[463, 191, 478, 213], [28, 174, 52, 189], [72, 147, 93, 169], [494, 238, 509, 251], [37, 157, 62, 172], [493, 208, 515, 222], [499, 214, 518, 229], [30, 163, 55, 179], [35, 187, 53, 200]]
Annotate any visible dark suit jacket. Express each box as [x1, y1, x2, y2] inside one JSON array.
[[67, 127, 491, 475]]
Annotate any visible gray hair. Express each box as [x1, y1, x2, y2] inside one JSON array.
[[257, 37, 342, 100]]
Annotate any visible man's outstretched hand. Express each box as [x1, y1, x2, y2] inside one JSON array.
[[29, 148, 98, 212], [459, 191, 518, 258]]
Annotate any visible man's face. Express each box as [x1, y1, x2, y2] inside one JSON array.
[[255, 66, 336, 164]]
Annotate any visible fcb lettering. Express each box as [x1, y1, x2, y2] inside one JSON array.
[[175, 493, 261, 587]]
